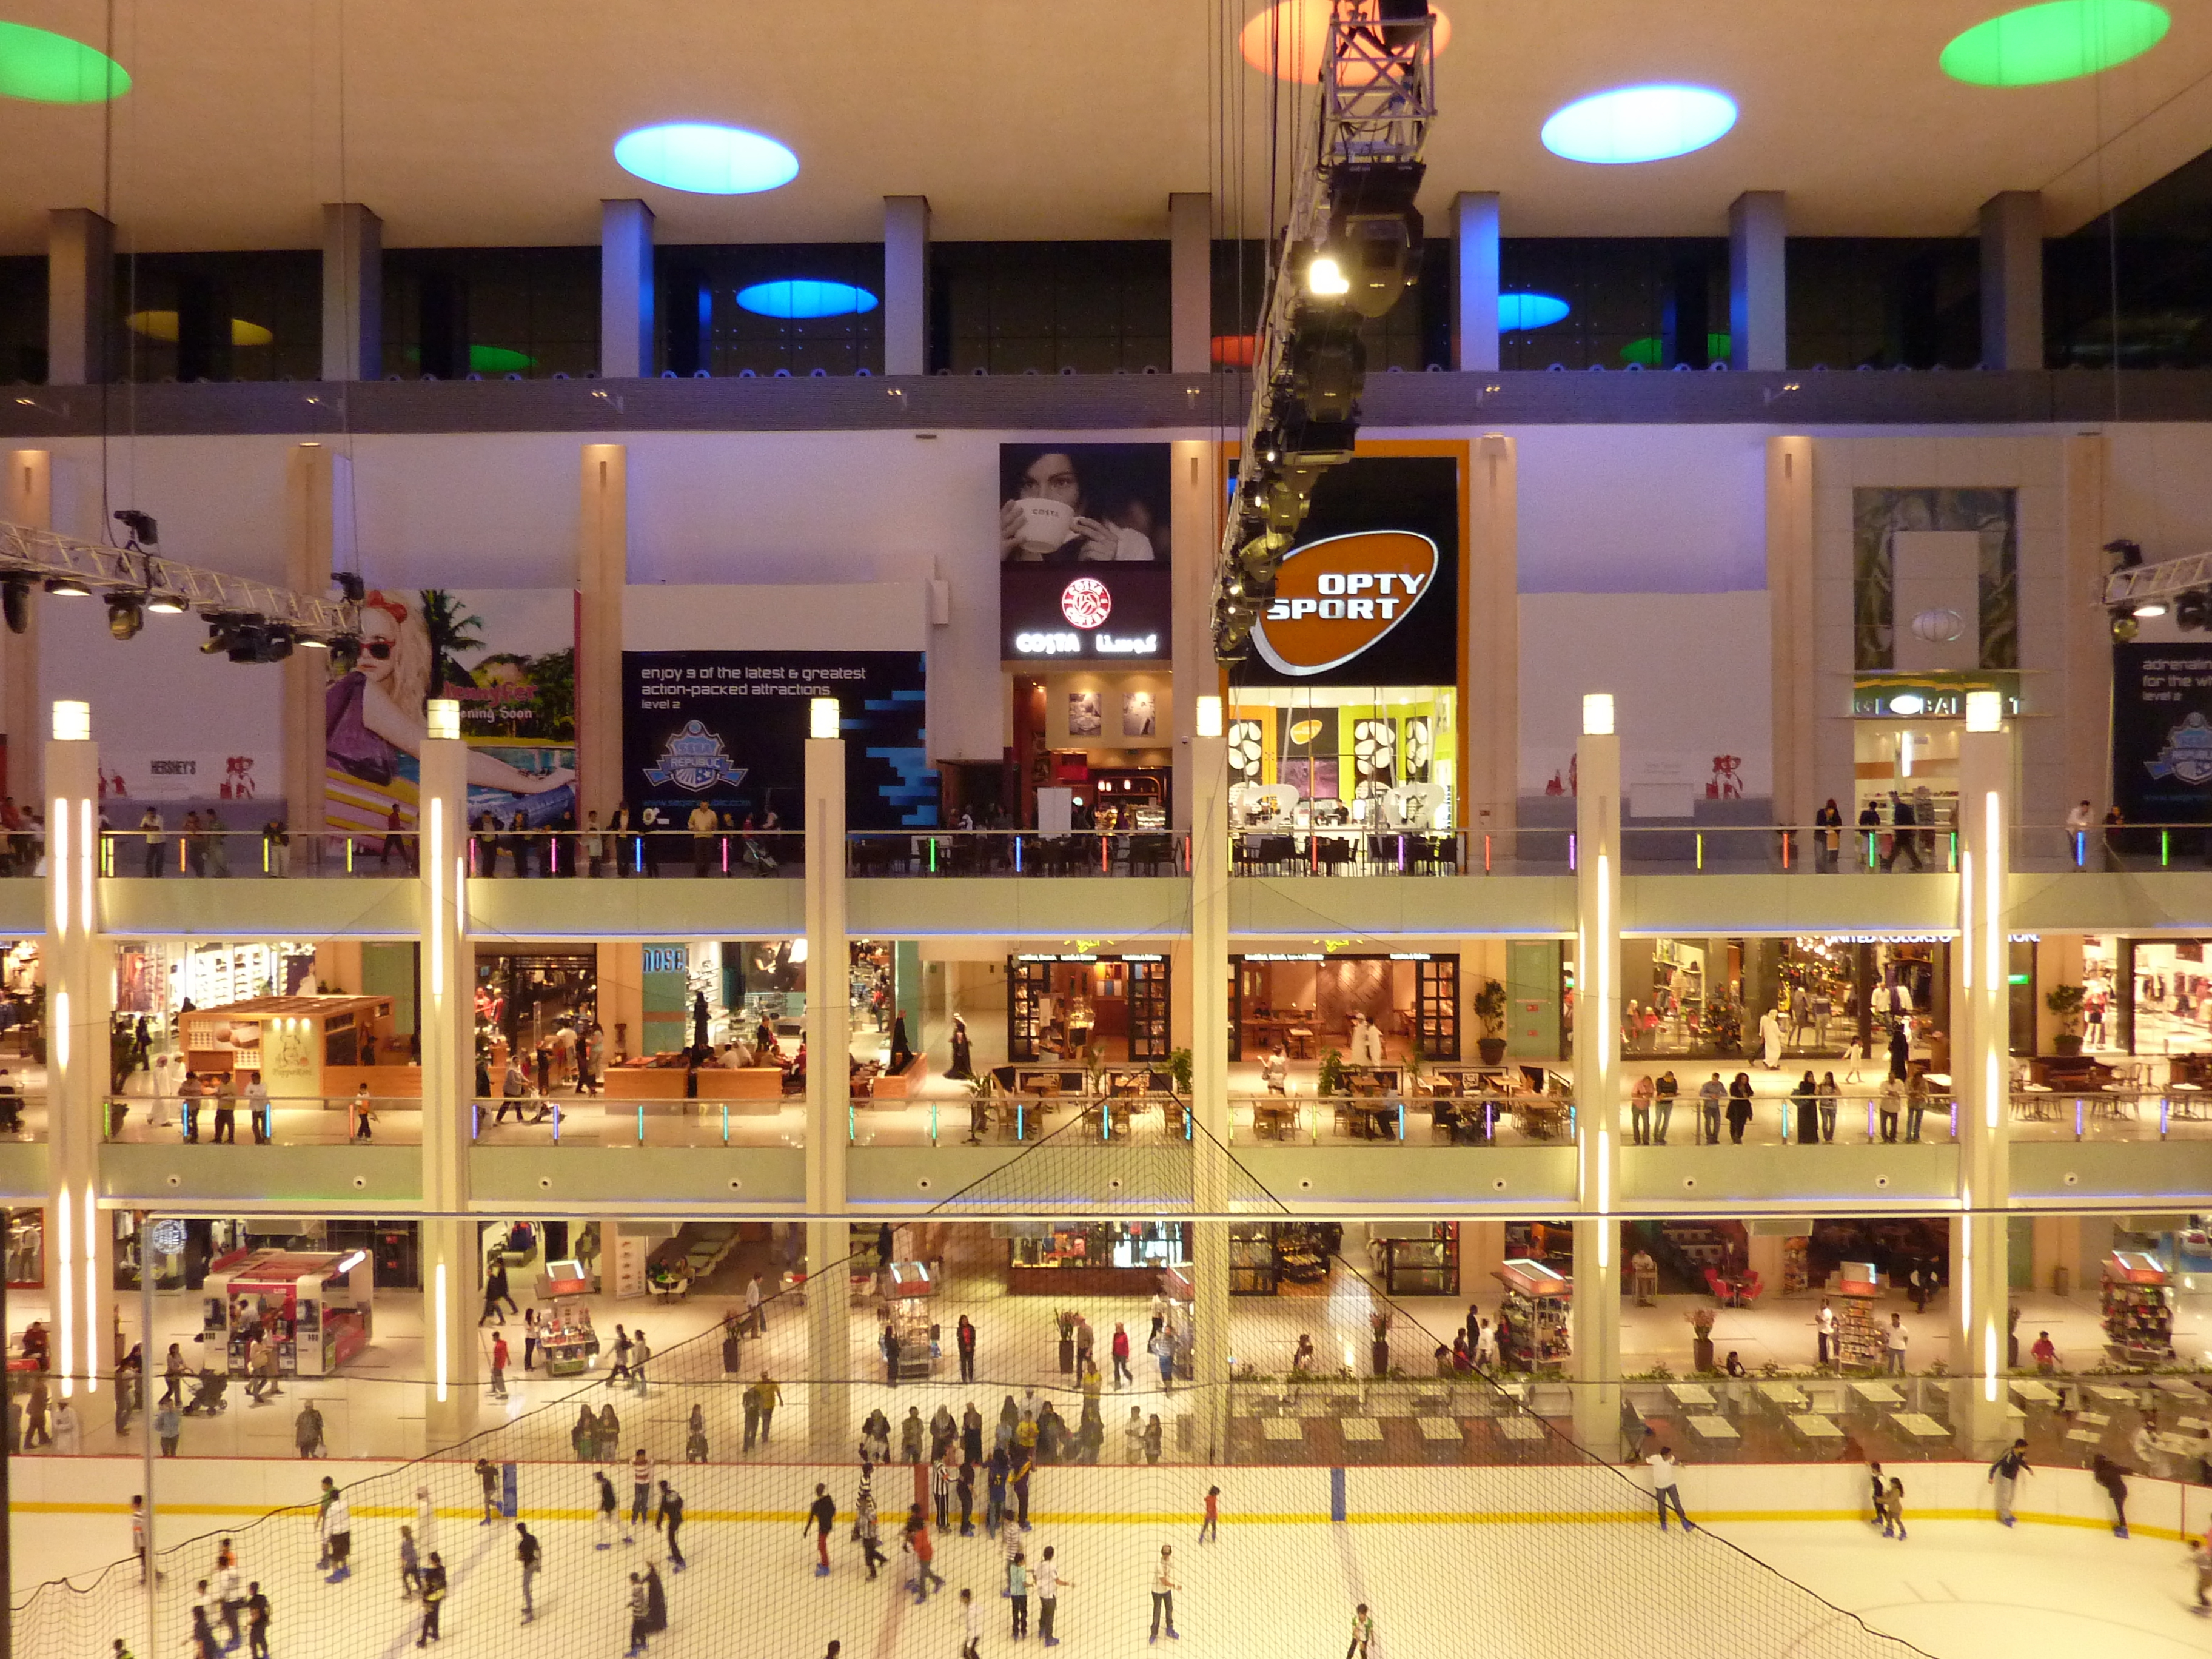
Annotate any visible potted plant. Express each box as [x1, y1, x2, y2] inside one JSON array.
[[1369, 1309, 1392, 1377], [1687, 1307, 1716, 1374], [1318, 1048, 1348, 1098], [1054, 1309, 1078, 1374], [1166, 1047, 1193, 1096], [1473, 979, 1509, 1065], [2045, 983, 2086, 1057]]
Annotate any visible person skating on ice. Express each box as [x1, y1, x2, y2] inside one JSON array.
[[1007, 1550, 1030, 1639], [415, 1553, 445, 1646], [1988, 1438, 2031, 1527], [515, 1523, 541, 1623], [1647, 1446, 1694, 1532], [805, 1483, 837, 1575], [244, 1583, 269, 1659], [1198, 1486, 1219, 1544], [321, 1490, 353, 1583], [1346, 1604, 1375, 1659], [625, 1571, 649, 1658], [1037, 1544, 1071, 1646], [959, 1587, 981, 1659], [657, 1480, 686, 1570], [1147, 1544, 1181, 1643], [1881, 1478, 1908, 1540], [595, 1470, 622, 1549], [629, 1449, 655, 1535]]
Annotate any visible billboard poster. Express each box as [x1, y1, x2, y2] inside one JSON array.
[[2113, 643, 2212, 824], [324, 588, 578, 836], [622, 649, 935, 831], [999, 443, 1173, 662], [1235, 454, 1460, 688]]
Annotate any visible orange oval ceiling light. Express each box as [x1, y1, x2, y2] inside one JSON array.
[[1239, 0, 1451, 84]]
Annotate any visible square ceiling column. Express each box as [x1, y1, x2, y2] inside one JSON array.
[[1980, 190, 2043, 371], [1729, 191, 1786, 372]]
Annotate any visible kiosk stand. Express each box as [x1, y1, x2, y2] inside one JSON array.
[[1830, 1259, 1886, 1372], [536, 1258, 602, 1377], [2102, 1250, 2175, 1364], [1493, 1258, 1571, 1370], [204, 1250, 375, 1377], [882, 1261, 938, 1380]]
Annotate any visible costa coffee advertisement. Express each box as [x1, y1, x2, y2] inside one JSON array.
[[999, 443, 1173, 660], [1239, 454, 1460, 687]]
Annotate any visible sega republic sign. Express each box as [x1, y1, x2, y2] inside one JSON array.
[[1004, 566, 1170, 660]]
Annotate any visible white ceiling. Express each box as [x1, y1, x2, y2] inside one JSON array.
[[0, 0, 2208, 255]]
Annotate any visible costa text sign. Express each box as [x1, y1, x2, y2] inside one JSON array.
[[1253, 531, 1439, 677]]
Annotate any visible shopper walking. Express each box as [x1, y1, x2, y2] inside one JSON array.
[[1147, 1544, 1180, 1643], [750, 1373, 781, 1447], [488, 1333, 509, 1401], [1647, 1446, 1694, 1532], [745, 1272, 765, 1335], [631, 1330, 651, 1396], [805, 1483, 837, 1575], [515, 1522, 540, 1623], [1885, 1313, 1909, 1376], [606, 1325, 632, 1387], [1988, 1438, 2031, 1526], [1726, 1074, 1754, 1144], [657, 1480, 686, 1570], [1817, 1070, 1840, 1142], [1653, 1069, 1677, 1143], [1816, 1300, 1835, 1369], [957, 1315, 978, 1382]]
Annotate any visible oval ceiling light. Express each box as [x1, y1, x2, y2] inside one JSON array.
[[736, 280, 878, 320], [1541, 84, 1737, 164], [1941, 0, 2168, 85], [1498, 293, 1569, 330], [1239, 0, 1452, 82], [614, 122, 798, 195], [0, 21, 129, 102]]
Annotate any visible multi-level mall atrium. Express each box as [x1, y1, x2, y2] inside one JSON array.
[[7, 1, 2212, 1655]]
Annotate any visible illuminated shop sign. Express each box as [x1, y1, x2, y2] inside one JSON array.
[[1852, 674, 2021, 720], [1253, 531, 1439, 677], [1003, 568, 1171, 660]]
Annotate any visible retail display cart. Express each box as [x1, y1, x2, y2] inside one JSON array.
[[538, 1258, 601, 1377], [204, 1249, 375, 1378], [1493, 1258, 1571, 1370], [2102, 1250, 2175, 1363], [1831, 1259, 1885, 1372], [883, 1260, 939, 1379]]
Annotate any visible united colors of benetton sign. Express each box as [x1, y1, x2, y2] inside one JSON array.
[[1253, 530, 1439, 677]]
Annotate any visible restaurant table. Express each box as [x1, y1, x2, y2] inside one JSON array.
[[2074, 1410, 2113, 1429], [1667, 1382, 1717, 1409], [1417, 1416, 1464, 1446], [2155, 1377, 2206, 1399], [1891, 1412, 1948, 1439], [2014, 1083, 2056, 1121], [1288, 1027, 1315, 1059], [1789, 1413, 1845, 1442], [2009, 1379, 2061, 1406], [1756, 1381, 1808, 1410], [1494, 1416, 1546, 1443], [2173, 1082, 2208, 1119], [1261, 1418, 1305, 1444], [1340, 1416, 1384, 1451], [1851, 1381, 1904, 1407], [2065, 1426, 2107, 1449], [2088, 1384, 2139, 1408], [1684, 1415, 1740, 1441]]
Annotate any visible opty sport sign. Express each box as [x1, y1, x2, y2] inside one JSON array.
[[1252, 530, 1439, 677]]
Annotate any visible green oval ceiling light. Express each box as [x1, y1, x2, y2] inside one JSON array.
[[1941, 0, 2169, 87], [0, 21, 129, 102]]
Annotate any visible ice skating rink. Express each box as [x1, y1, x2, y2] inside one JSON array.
[[15, 1457, 2212, 1659]]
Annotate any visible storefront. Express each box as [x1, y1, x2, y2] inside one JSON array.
[[203, 1248, 375, 1377], [475, 948, 597, 1084], [1849, 676, 2022, 859], [1008, 953, 1170, 1062], [1231, 952, 1457, 1061], [1227, 1221, 1341, 1296], [116, 939, 321, 1024], [180, 994, 403, 1096], [1004, 1220, 1190, 1296]]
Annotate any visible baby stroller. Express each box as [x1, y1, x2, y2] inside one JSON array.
[[184, 1368, 230, 1416]]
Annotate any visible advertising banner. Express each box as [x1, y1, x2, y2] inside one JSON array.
[[324, 588, 578, 835], [622, 649, 934, 830], [2113, 643, 2212, 825], [999, 443, 1172, 662], [1238, 454, 1460, 688]]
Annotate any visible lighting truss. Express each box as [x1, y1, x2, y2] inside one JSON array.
[[0, 518, 359, 635], [2103, 550, 2212, 610], [1212, 1, 1436, 662]]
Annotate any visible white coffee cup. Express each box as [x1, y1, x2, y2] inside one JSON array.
[[1016, 497, 1074, 555]]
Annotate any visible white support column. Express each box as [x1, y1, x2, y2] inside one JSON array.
[[418, 701, 477, 1448], [1188, 695, 1231, 1459], [883, 196, 930, 377], [576, 445, 628, 824], [1571, 694, 1621, 1449], [1952, 692, 2013, 1456], [804, 700, 851, 1453], [282, 444, 344, 855], [600, 200, 656, 380], [1170, 193, 1211, 374], [320, 203, 383, 383], [1728, 191, 1787, 372], [1979, 190, 2043, 371], [1452, 192, 1500, 372], [47, 209, 113, 386], [45, 700, 105, 1407], [2, 451, 49, 805]]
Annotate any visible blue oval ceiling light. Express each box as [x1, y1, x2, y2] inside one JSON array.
[[1498, 292, 1569, 330], [614, 122, 799, 194], [737, 280, 879, 320], [1541, 84, 1738, 164]]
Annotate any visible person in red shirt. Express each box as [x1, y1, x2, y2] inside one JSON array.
[[489, 1333, 509, 1400], [1198, 1486, 1219, 1544], [1111, 1324, 1131, 1388], [903, 1504, 943, 1603]]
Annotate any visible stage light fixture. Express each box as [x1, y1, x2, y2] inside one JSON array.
[[42, 576, 90, 597], [1307, 253, 1350, 298], [2135, 600, 2169, 618], [2111, 608, 2140, 642], [327, 635, 361, 675], [145, 592, 186, 615], [260, 623, 295, 662], [105, 594, 142, 641], [111, 508, 158, 546], [297, 634, 330, 651], [1, 577, 26, 635], [335, 572, 365, 603], [1319, 163, 1426, 319], [224, 618, 269, 663], [2106, 537, 2144, 569], [2178, 589, 2210, 631]]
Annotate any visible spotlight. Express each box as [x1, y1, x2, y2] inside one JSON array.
[[224, 618, 269, 663], [297, 634, 330, 651], [335, 572, 364, 603], [106, 594, 143, 641], [1, 576, 27, 635], [2179, 590, 2211, 631], [42, 575, 90, 598], [327, 635, 361, 674], [261, 623, 295, 662], [112, 509, 159, 546], [201, 616, 235, 654], [1320, 161, 1426, 319], [2135, 601, 2169, 618], [2112, 609, 2140, 643], [145, 592, 186, 615], [1307, 253, 1350, 298], [2105, 538, 2143, 570]]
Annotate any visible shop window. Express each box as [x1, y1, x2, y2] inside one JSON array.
[[1415, 956, 1458, 1060], [1786, 238, 1980, 370], [1225, 684, 1456, 830], [654, 243, 885, 377], [0, 256, 45, 383], [382, 248, 598, 380], [2048, 141, 2212, 369], [1496, 238, 1726, 370], [112, 251, 321, 383], [930, 242, 1170, 375]]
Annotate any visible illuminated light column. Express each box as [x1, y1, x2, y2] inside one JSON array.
[[803, 698, 851, 1453], [1952, 689, 2013, 1455], [1571, 694, 1623, 1448], [418, 699, 478, 1446], [1188, 696, 1232, 1460], [45, 701, 106, 1399]]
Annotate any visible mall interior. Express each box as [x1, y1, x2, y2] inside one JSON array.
[[6, 2, 2212, 1657]]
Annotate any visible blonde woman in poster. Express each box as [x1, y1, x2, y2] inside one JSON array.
[[324, 590, 575, 837]]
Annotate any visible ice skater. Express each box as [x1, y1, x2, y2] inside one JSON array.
[[629, 1449, 655, 1533], [903, 1504, 944, 1603], [1647, 1446, 1694, 1532], [596, 1470, 624, 1549], [657, 1481, 686, 1570], [1008, 1550, 1030, 1638], [625, 1572, 649, 1657], [399, 1524, 423, 1599], [1881, 1478, 1907, 1540], [516, 1523, 541, 1623], [2191, 1537, 2212, 1612], [415, 1553, 445, 1647], [1198, 1486, 1219, 1544], [1147, 1544, 1180, 1643], [1346, 1604, 1374, 1659], [959, 1587, 981, 1659], [1988, 1438, 2031, 1527], [244, 1584, 269, 1659], [321, 1490, 353, 1582], [806, 1483, 837, 1575], [477, 1457, 501, 1524]]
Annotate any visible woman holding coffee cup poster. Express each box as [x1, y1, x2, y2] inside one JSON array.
[[999, 446, 1167, 564]]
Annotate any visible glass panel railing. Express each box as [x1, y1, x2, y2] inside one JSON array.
[[2016, 820, 2212, 874], [472, 829, 805, 879], [102, 1093, 419, 1145], [1228, 1093, 1578, 1145], [470, 1097, 799, 1148], [849, 830, 1186, 877]]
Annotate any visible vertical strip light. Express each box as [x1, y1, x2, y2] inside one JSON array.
[[52, 799, 66, 937], [56, 1184, 72, 1398], [434, 1261, 449, 1403], [1985, 790, 2003, 1128], [82, 1184, 98, 1393], [78, 797, 92, 935], [1960, 850, 1972, 990], [427, 797, 445, 999]]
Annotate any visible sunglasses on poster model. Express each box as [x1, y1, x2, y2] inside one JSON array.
[[361, 639, 395, 659]]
